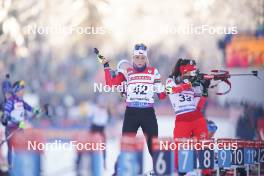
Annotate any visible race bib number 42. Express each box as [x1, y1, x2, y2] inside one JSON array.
[[127, 84, 154, 103]]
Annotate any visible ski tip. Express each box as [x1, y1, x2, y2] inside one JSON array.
[[94, 48, 99, 54]]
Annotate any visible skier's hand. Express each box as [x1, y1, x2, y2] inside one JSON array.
[[33, 107, 41, 118], [102, 58, 109, 68], [165, 86, 173, 95], [200, 79, 211, 89], [182, 78, 190, 84], [100, 56, 107, 64], [196, 73, 204, 81], [19, 121, 26, 129], [202, 89, 209, 97], [97, 55, 109, 68], [201, 80, 210, 97], [1, 114, 8, 126], [189, 76, 200, 87]]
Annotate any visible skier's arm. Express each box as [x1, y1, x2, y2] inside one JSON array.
[[104, 68, 126, 86], [23, 101, 33, 112], [23, 101, 41, 119], [165, 78, 192, 94], [101, 57, 126, 86], [3, 100, 18, 124], [2, 101, 10, 125], [197, 96, 206, 111], [172, 83, 192, 93], [153, 68, 167, 100]]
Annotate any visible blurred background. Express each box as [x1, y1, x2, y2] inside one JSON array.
[[0, 0, 264, 175]]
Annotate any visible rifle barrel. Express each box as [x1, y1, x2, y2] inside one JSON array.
[[229, 73, 256, 76]]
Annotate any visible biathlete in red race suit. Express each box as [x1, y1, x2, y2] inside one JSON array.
[[164, 58, 211, 175], [100, 44, 166, 173]]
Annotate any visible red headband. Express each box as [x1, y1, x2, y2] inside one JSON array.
[[179, 64, 196, 74]]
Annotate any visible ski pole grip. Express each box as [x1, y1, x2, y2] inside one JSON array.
[[94, 48, 99, 55], [94, 48, 104, 63]]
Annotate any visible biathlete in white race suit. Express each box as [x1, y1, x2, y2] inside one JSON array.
[[164, 58, 211, 176], [100, 43, 166, 175]]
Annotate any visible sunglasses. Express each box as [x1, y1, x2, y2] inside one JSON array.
[[134, 44, 147, 51], [180, 59, 196, 65]]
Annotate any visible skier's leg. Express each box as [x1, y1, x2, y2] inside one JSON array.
[[122, 107, 141, 135], [5, 129, 12, 168], [192, 116, 208, 139], [113, 107, 141, 175], [140, 108, 158, 157], [173, 115, 193, 174], [5, 128, 13, 174], [192, 115, 210, 176]]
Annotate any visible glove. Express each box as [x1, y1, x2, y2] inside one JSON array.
[[97, 55, 109, 68], [202, 89, 209, 97], [165, 86, 173, 95], [196, 73, 204, 81], [190, 78, 200, 87], [182, 79, 190, 84], [97, 54, 104, 63], [201, 79, 211, 97], [103, 61, 109, 68], [1, 114, 8, 126], [33, 107, 41, 118], [19, 121, 25, 129], [200, 79, 211, 89]]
